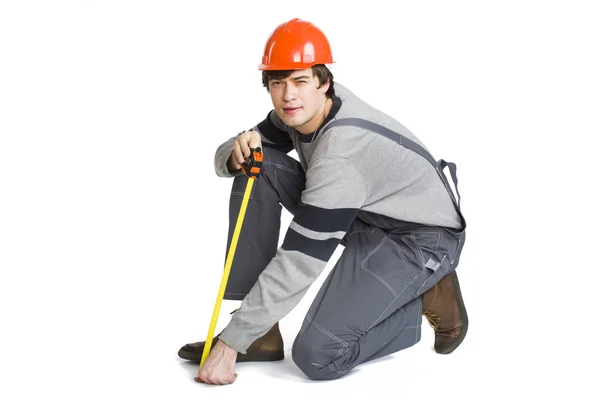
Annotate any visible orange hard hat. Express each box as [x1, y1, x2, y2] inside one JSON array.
[[258, 18, 334, 70]]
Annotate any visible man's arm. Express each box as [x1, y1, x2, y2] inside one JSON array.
[[218, 155, 368, 353], [214, 110, 294, 177]]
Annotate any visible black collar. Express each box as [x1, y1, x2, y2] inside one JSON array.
[[298, 94, 342, 143]]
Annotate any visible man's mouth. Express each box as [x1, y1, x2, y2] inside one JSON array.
[[282, 106, 301, 115]]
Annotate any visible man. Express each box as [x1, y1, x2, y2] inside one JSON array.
[[185, 18, 469, 385]]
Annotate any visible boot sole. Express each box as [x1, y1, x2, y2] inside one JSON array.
[[437, 271, 469, 354], [179, 349, 284, 363]]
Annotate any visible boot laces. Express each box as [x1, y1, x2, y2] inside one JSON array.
[[423, 309, 444, 330]]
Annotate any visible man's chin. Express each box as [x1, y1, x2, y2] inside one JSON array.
[[280, 116, 303, 128]]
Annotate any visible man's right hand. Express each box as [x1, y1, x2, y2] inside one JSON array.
[[228, 130, 263, 172]]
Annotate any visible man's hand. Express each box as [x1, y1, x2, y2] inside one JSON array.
[[194, 339, 238, 385], [228, 130, 262, 172]]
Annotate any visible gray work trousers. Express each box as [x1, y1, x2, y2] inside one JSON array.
[[223, 147, 465, 380]]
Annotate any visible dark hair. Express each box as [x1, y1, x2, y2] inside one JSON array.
[[261, 64, 335, 97]]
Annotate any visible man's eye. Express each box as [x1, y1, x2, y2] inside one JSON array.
[[271, 81, 282, 86], [297, 80, 307, 84]]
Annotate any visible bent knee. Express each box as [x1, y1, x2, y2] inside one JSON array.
[[291, 335, 355, 381]]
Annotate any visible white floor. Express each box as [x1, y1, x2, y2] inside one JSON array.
[[1, 1, 598, 398], [1, 241, 592, 399]]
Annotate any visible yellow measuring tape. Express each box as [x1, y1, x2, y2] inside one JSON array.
[[199, 176, 255, 368]]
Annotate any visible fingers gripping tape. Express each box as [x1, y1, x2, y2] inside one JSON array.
[[241, 147, 263, 179]]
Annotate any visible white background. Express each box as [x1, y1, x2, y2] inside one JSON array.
[[1, 0, 598, 398]]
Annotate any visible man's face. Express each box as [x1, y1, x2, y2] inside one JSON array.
[[268, 68, 330, 134]]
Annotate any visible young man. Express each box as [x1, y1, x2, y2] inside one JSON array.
[[185, 18, 469, 385]]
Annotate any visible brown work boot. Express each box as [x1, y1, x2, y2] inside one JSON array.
[[178, 322, 284, 363], [422, 270, 468, 354]]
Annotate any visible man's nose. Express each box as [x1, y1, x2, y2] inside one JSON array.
[[282, 84, 297, 101]]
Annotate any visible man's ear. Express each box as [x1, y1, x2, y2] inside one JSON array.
[[319, 79, 330, 93]]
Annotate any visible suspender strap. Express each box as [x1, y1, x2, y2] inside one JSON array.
[[437, 159, 461, 209], [323, 118, 462, 210]]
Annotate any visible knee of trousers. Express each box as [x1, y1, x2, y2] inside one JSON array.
[[291, 332, 356, 381]]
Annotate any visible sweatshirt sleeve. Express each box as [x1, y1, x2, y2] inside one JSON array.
[[218, 155, 368, 353], [214, 111, 294, 177]]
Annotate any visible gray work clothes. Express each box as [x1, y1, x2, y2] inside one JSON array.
[[223, 146, 466, 380]]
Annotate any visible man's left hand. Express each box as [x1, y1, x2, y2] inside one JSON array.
[[195, 339, 238, 385]]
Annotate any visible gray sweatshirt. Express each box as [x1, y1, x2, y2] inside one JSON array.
[[215, 82, 462, 353]]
